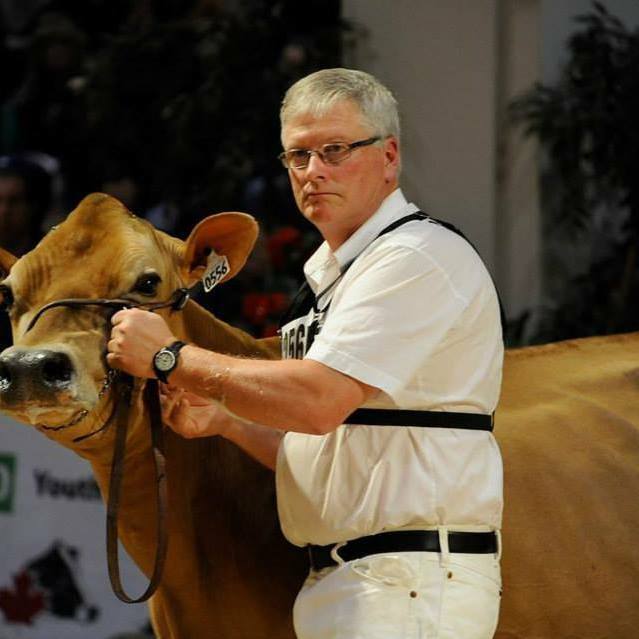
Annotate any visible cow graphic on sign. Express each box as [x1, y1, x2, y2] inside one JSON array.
[[0, 541, 99, 625]]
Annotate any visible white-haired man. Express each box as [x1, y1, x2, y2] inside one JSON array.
[[108, 68, 504, 639]]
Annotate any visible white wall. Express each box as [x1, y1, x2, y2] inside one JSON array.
[[342, 0, 541, 326], [343, 1, 500, 270], [341, 0, 639, 333]]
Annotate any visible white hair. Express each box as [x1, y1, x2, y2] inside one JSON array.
[[280, 68, 400, 142]]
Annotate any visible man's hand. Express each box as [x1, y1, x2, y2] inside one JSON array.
[[107, 308, 177, 378], [161, 384, 283, 469], [160, 386, 233, 439]]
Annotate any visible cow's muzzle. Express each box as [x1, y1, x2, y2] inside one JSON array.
[[0, 348, 75, 402]]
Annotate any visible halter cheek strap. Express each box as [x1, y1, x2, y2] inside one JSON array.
[[24, 286, 193, 334]]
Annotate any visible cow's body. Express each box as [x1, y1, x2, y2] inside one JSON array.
[[0, 194, 637, 638], [496, 333, 639, 638], [0, 194, 306, 638]]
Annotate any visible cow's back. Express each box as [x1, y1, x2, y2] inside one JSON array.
[[496, 332, 639, 638]]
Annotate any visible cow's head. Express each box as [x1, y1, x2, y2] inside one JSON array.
[[0, 193, 257, 448]]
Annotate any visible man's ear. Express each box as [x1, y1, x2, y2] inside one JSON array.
[[181, 212, 258, 287], [0, 247, 17, 279], [383, 136, 400, 183]]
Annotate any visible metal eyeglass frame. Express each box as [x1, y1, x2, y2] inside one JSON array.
[[278, 136, 380, 169]]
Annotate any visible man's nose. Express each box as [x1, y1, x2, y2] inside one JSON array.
[[304, 152, 328, 179]]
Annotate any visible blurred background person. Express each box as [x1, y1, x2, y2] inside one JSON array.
[[0, 154, 52, 255]]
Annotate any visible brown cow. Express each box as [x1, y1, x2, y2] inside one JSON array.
[[0, 193, 306, 638], [0, 193, 638, 638]]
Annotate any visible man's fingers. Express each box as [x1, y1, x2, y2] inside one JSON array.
[[106, 351, 120, 368], [160, 391, 176, 414], [160, 390, 193, 432], [110, 309, 130, 325], [163, 387, 185, 404], [163, 398, 197, 437], [111, 307, 149, 325], [160, 397, 179, 427]]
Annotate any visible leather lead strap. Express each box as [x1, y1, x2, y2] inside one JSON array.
[[26, 289, 187, 604], [106, 376, 168, 603]]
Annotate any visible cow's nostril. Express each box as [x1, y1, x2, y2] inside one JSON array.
[[0, 361, 11, 392], [41, 352, 74, 386]]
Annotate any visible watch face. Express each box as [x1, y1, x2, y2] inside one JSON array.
[[154, 349, 176, 372]]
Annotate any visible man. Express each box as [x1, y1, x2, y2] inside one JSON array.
[[0, 156, 53, 348], [108, 68, 504, 639], [0, 158, 49, 256]]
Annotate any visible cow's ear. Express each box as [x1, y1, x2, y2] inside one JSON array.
[[0, 247, 17, 279], [181, 212, 258, 287]]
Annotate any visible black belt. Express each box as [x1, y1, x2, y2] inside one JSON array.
[[308, 530, 498, 571], [345, 408, 494, 431]]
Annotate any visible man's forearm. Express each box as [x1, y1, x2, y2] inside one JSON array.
[[170, 344, 371, 434], [107, 308, 376, 433], [222, 417, 284, 471]]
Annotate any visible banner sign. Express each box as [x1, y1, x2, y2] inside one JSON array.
[[0, 455, 15, 514], [0, 416, 152, 639]]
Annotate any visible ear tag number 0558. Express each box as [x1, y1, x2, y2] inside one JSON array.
[[202, 252, 230, 292]]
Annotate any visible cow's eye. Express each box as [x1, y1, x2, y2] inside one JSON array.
[[0, 285, 13, 311], [132, 273, 161, 297]]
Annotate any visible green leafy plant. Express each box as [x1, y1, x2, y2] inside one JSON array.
[[85, 0, 345, 230], [511, 2, 639, 341]]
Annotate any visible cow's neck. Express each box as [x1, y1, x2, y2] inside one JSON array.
[[176, 299, 280, 360], [85, 301, 304, 619]]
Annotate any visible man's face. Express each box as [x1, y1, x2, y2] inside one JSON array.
[[281, 100, 399, 248]]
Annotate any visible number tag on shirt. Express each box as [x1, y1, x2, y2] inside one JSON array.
[[202, 251, 230, 292], [280, 309, 325, 359]]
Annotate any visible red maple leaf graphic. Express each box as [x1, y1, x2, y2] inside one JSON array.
[[0, 571, 45, 624]]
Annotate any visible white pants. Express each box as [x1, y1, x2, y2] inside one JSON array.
[[293, 541, 501, 639]]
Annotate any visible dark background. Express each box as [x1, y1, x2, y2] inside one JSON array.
[[0, 0, 347, 340], [2, 1, 639, 346]]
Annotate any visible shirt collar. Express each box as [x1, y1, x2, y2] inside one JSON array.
[[333, 188, 415, 268], [303, 188, 417, 290]]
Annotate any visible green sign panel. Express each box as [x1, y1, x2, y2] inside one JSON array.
[[0, 454, 16, 513]]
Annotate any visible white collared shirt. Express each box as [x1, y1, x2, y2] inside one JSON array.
[[276, 189, 504, 546]]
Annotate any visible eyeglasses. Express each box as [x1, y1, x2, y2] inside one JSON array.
[[278, 136, 380, 169]]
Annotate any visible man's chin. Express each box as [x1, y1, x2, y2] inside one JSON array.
[[302, 203, 333, 224]]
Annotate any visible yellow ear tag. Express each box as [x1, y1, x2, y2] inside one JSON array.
[[202, 250, 230, 292]]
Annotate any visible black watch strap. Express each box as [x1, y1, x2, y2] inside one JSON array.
[[153, 340, 187, 383]]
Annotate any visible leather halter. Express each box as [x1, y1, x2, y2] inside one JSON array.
[[25, 285, 197, 603], [25, 286, 192, 333]]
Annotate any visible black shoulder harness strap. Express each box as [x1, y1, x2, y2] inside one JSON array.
[[280, 211, 503, 432], [280, 213, 432, 327], [345, 408, 494, 430]]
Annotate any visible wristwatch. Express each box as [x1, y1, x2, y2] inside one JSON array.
[[152, 340, 187, 383]]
